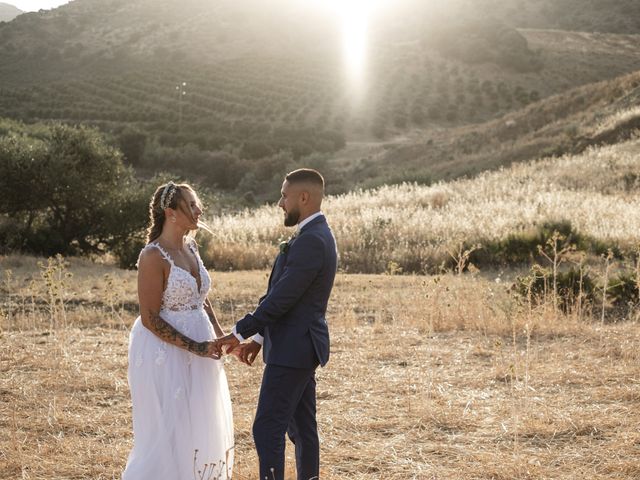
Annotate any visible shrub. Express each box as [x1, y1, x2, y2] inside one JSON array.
[[471, 220, 619, 267], [513, 265, 598, 313], [116, 127, 147, 166], [608, 270, 640, 315], [112, 236, 147, 270], [0, 122, 152, 264]]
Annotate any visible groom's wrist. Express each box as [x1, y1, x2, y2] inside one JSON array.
[[232, 326, 245, 342]]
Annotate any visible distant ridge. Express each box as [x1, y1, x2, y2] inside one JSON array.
[[1, 0, 640, 196], [344, 69, 640, 189], [0, 2, 22, 22]]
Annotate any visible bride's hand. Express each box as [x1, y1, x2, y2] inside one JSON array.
[[199, 341, 221, 360], [213, 333, 240, 357]]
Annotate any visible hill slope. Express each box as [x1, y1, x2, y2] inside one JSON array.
[[486, 0, 640, 34], [1, 0, 640, 196], [331, 69, 640, 191]]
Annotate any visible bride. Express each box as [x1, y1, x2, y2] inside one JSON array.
[[122, 182, 234, 480]]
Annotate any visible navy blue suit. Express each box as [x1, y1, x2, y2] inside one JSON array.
[[235, 214, 337, 480]]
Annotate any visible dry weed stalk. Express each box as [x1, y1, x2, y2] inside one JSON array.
[[571, 252, 589, 322], [38, 254, 72, 330], [601, 249, 614, 328], [537, 231, 574, 317], [446, 242, 481, 275]]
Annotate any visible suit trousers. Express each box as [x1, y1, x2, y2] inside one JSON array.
[[253, 364, 319, 480]]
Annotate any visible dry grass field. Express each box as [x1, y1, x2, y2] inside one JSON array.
[[205, 138, 640, 273], [1, 256, 639, 479]]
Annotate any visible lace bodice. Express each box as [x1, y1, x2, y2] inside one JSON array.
[[141, 240, 211, 312]]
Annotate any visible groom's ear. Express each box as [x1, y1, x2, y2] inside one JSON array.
[[299, 190, 310, 205]]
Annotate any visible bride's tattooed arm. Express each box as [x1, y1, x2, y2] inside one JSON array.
[[144, 309, 210, 357], [137, 247, 218, 358]]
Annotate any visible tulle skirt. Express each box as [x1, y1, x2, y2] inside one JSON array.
[[122, 308, 234, 480]]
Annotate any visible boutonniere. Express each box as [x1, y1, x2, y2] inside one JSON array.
[[278, 232, 298, 254]]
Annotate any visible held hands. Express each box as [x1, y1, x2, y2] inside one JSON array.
[[193, 335, 237, 360], [235, 340, 262, 366], [190, 341, 222, 360], [211, 333, 240, 358], [201, 334, 262, 366]]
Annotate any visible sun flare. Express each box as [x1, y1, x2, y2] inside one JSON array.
[[321, 0, 389, 101], [341, 4, 367, 83]]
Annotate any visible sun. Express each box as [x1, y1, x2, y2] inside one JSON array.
[[321, 0, 389, 100], [340, 2, 368, 80]]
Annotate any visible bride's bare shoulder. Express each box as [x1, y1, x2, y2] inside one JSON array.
[[137, 244, 167, 271]]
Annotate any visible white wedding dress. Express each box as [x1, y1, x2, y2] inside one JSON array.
[[122, 241, 234, 480]]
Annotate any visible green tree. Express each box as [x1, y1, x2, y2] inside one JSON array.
[[117, 127, 147, 166], [0, 123, 150, 262]]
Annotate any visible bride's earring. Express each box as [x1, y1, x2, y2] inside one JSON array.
[[171, 216, 177, 223]]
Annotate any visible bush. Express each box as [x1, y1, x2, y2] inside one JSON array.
[[203, 151, 247, 190], [112, 236, 147, 270], [117, 127, 147, 166], [0, 122, 152, 264], [471, 220, 620, 267], [513, 265, 598, 312], [608, 270, 640, 314]]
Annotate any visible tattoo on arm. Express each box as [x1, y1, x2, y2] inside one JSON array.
[[147, 310, 206, 355]]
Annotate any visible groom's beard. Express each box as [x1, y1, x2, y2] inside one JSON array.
[[284, 208, 300, 227]]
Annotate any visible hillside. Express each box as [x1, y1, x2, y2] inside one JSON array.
[[0, 0, 340, 84], [396, 0, 640, 35], [0, 2, 22, 22], [487, 0, 640, 34], [332, 69, 640, 190], [1, 0, 640, 196]]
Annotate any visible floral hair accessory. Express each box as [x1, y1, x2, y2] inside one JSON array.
[[160, 182, 177, 210]]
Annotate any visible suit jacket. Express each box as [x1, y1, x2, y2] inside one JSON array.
[[235, 214, 337, 369]]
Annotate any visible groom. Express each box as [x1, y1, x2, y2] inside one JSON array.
[[214, 168, 338, 480]]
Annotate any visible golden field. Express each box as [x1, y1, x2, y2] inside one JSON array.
[[203, 138, 640, 273], [2, 135, 640, 479], [1, 255, 639, 479]]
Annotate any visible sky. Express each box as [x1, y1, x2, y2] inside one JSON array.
[[9, 1, 70, 12]]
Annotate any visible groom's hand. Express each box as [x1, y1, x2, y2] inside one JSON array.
[[236, 340, 262, 366], [213, 333, 240, 357]]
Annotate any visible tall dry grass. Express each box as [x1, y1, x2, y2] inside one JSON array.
[[2, 137, 639, 479], [202, 139, 640, 273], [1, 257, 639, 479]]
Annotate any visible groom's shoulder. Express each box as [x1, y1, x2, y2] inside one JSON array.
[[306, 215, 329, 231], [299, 225, 334, 253]]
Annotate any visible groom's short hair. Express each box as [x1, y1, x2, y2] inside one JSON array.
[[285, 168, 324, 190]]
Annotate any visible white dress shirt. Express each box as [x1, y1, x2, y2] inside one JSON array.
[[233, 211, 324, 344]]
